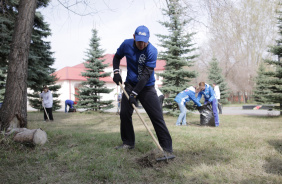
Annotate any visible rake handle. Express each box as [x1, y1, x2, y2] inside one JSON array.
[[40, 98, 50, 120], [119, 82, 163, 152]]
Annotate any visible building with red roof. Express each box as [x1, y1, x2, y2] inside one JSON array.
[[52, 54, 165, 109]]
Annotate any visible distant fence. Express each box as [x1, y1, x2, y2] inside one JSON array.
[[228, 92, 254, 103]]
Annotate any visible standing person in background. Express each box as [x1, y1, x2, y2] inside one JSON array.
[[40, 86, 54, 121], [112, 25, 173, 154], [65, 100, 77, 113], [174, 86, 202, 126], [197, 82, 219, 127], [212, 83, 222, 114]]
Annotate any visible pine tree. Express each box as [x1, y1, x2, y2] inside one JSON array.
[[207, 57, 229, 104], [27, 12, 61, 111], [263, 8, 282, 115], [0, 1, 61, 110], [0, 0, 15, 99], [253, 63, 271, 104], [76, 29, 113, 111], [156, 0, 198, 116]]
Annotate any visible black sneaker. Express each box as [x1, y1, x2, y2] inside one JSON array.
[[114, 144, 134, 150]]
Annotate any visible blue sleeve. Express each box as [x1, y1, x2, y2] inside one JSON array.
[[116, 41, 125, 58], [184, 98, 189, 105], [145, 48, 157, 68], [197, 92, 202, 102], [209, 87, 215, 102], [189, 92, 202, 107]]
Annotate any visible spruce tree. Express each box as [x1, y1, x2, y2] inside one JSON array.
[[0, 0, 15, 99], [27, 12, 61, 111], [207, 57, 229, 104], [263, 8, 282, 115], [77, 29, 113, 111], [156, 0, 197, 116], [253, 63, 271, 104], [0, 1, 61, 110]]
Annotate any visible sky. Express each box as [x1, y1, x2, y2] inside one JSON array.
[[40, 0, 207, 71]]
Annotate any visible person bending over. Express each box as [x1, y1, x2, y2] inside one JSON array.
[[174, 86, 202, 126], [197, 82, 220, 127]]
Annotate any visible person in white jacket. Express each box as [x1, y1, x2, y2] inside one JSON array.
[[40, 86, 54, 121], [213, 83, 222, 114]]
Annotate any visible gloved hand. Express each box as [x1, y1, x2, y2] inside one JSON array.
[[113, 72, 122, 85], [129, 93, 137, 106]]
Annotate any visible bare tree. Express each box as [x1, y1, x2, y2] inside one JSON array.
[[0, 0, 37, 130], [197, 0, 279, 102]]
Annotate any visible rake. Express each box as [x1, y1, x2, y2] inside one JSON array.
[[119, 82, 175, 162]]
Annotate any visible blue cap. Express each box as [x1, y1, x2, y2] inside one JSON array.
[[134, 25, 150, 43]]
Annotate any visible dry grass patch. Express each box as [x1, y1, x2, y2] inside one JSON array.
[[0, 111, 281, 183]]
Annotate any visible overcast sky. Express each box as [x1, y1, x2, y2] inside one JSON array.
[[40, 0, 207, 71]]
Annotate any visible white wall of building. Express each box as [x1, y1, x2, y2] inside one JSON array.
[[27, 65, 163, 111]]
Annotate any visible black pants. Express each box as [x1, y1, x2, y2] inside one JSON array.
[[217, 99, 222, 114], [159, 95, 164, 112], [120, 83, 173, 152], [44, 107, 54, 120]]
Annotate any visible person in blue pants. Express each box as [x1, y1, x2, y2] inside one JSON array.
[[65, 100, 77, 113], [197, 82, 220, 127], [174, 86, 202, 126]]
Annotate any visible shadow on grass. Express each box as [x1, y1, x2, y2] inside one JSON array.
[[27, 111, 76, 122], [268, 139, 282, 154], [246, 115, 282, 119], [263, 157, 282, 176], [262, 139, 282, 176]]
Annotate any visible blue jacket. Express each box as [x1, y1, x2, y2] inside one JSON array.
[[197, 83, 215, 103], [174, 86, 202, 107], [116, 39, 157, 86], [65, 100, 74, 108]]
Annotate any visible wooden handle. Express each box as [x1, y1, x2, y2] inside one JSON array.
[[119, 82, 163, 152]]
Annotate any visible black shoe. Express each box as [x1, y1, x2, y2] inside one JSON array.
[[114, 144, 134, 150]]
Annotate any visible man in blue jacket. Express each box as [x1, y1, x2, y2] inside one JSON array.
[[197, 82, 219, 127], [112, 25, 173, 154], [174, 86, 202, 126]]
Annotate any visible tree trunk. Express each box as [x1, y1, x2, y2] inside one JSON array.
[[0, 0, 37, 131]]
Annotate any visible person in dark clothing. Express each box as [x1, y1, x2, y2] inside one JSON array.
[[112, 25, 173, 153]]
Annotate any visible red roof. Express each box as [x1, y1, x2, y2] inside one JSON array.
[[53, 54, 166, 81]]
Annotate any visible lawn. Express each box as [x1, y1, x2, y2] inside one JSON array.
[[0, 111, 282, 184]]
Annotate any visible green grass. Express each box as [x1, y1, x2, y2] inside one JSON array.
[[1, 111, 282, 183]]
